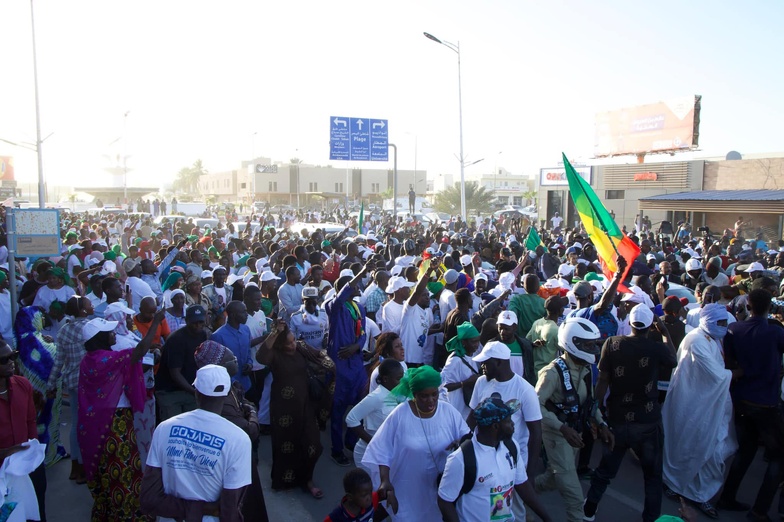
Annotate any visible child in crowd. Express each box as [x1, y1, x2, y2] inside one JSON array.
[[324, 469, 381, 522]]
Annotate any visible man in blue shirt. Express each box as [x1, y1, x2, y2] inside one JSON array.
[[720, 288, 784, 519], [210, 301, 255, 394], [325, 264, 370, 466]]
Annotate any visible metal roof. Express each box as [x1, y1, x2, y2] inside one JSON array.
[[640, 189, 784, 202], [639, 190, 784, 213]]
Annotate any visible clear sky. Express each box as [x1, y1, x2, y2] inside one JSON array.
[[1, 0, 782, 195]]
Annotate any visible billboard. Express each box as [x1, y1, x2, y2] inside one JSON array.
[[594, 96, 701, 157], [540, 166, 592, 187], [0, 156, 14, 181]]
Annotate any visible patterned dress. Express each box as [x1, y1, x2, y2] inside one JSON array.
[[15, 306, 67, 466], [269, 342, 334, 490]]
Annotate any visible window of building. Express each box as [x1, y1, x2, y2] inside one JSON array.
[[606, 190, 625, 199], [240, 183, 247, 189], [335, 182, 343, 193], [513, 196, 523, 206], [269, 181, 277, 192], [371, 183, 380, 193], [309, 182, 318, 191]]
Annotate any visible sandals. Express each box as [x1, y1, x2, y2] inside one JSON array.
[[697, 501, 719, 519], [303, 484, 324, 500]]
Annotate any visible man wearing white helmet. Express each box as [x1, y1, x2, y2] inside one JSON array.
[[680, 257, 704, 291], [289, 286, 329, 351], [534, 317, 609, 522], [583, 304, 677, 522]]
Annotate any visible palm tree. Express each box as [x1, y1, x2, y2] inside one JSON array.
[[522, 190, 537, 206], [173, 159, 208, 196], [433, 181, 495, 216]]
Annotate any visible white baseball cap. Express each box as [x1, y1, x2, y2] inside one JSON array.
[[496, 310, 518, 326], [745, 262, 765, 273], [629, 304, 654, 329], [474, 273, 488, 282], [472, 341, 511, 363], [558, 264, 574, 277], [339, 269, 355, 278], [82, 318, 118, 343], [192, 364, 231, 397], [200, 270, 213, 279], [685, 258, 703, 271], [443, 269, 460, 284], [302, 286, 320, 299], [459, 254, 472, 266], [260, 271, 278, 282], [104, 302, 135, 316], [99, 260, 117, 276], [385, 275, 415, 294], [390, 265, 404, 276]]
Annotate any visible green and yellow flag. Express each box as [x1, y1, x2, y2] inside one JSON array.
[[358, 201, 364, 231], [562, 152, 639, 283], [525, 226, 544, 251]]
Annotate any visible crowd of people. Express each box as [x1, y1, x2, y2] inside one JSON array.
[[0, 203, 782, 522]]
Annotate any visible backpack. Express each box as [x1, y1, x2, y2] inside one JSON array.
[[458, 438, 518, 497]]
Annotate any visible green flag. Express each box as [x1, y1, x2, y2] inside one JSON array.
[[525, 226, 543, 251], [358, 201, 364, 231]]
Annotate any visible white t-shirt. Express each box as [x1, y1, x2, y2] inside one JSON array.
[[146, 409, 252, 522], [289, 307, 329, 351], [245, 310, 268, 371], [400, 302, 433, 365], [550, 216, 563, 229], [369, 360, 408, 394], [439, 353, 480, 421], [469, 375, 542, 466], [438, 435, 527, 521], [439, 289, 457, 323], [126, 276, 156, 314], [380, 300, 405, 334]]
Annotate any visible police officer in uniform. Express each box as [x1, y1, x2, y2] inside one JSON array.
[[533, 317, 612, 522]]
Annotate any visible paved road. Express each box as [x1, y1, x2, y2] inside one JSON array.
[[47, 403, 775, 521]]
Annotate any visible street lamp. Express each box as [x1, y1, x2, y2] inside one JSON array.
[[30, 0, 46, 207], [423, 31, 466, 221]]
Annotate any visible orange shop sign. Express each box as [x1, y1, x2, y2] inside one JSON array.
[[634, 172, 658, 181]]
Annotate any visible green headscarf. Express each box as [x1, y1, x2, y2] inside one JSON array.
[[445, 323, 480, 357], [391, 365, 442, 399], [162, 271, 183, 292], [426, 282, 444, 296], [103, 250, 117, 261], [208, 246, 219, 257], [236, 255, 250, 269], [48, 266, 73, 287]]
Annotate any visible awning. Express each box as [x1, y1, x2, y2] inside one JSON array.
[[639, 190, 784, 213]]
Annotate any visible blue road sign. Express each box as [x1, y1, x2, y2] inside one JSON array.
[[330, 116, 388, 161]]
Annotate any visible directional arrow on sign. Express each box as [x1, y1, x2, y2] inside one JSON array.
[[356, 119, 364, 130], [333, 118, 347, 127], [372, 121, 385, 129]]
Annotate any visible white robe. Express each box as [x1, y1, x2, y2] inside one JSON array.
[[362, 400, 468, 521], [662, 328, 737, 503]]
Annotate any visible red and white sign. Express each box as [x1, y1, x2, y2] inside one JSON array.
[[633, 172, 658, 181], [539, 166, 592, 187]]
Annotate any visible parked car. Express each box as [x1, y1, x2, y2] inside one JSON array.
[[194, 218, 219, 230]]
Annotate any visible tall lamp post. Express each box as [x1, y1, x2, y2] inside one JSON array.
[[423, 31, 466, 221], [30, 0, 46, 207]]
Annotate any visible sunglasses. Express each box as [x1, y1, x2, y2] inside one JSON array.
[[0, 351, 19, 365]]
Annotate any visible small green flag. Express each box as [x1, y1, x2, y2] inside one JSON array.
[[525, 226, 543, 251], [358, 201, 364, 231]]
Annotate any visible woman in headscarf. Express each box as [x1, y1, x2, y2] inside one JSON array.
[[164, 289, 187, 332], [47, 295, 93, 483], [362, 365, 469, 521], [160, 270, 183, 309], [15, 305, 68, 466], [207, 246, 221, 269], [346, 359, 404, 489], [78, 312, 164, 522], [256, 319, 335, 499], [194, 340, 268, 522], [662, 303, 735, 518], [440, 322, 482, 420], [32, 266, 76, 312], [184, 273, 212, 327]]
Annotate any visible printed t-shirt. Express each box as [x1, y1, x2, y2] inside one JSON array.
[[146, 408, 251, 522], [399, 302, 433, 365], [469, 375, 542, 466], [438, 435, 527, 521]]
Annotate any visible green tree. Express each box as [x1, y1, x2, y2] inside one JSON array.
[[173, 159, 207, 196], [433, 181, 495, 216], [522, 190, 537, 206]]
